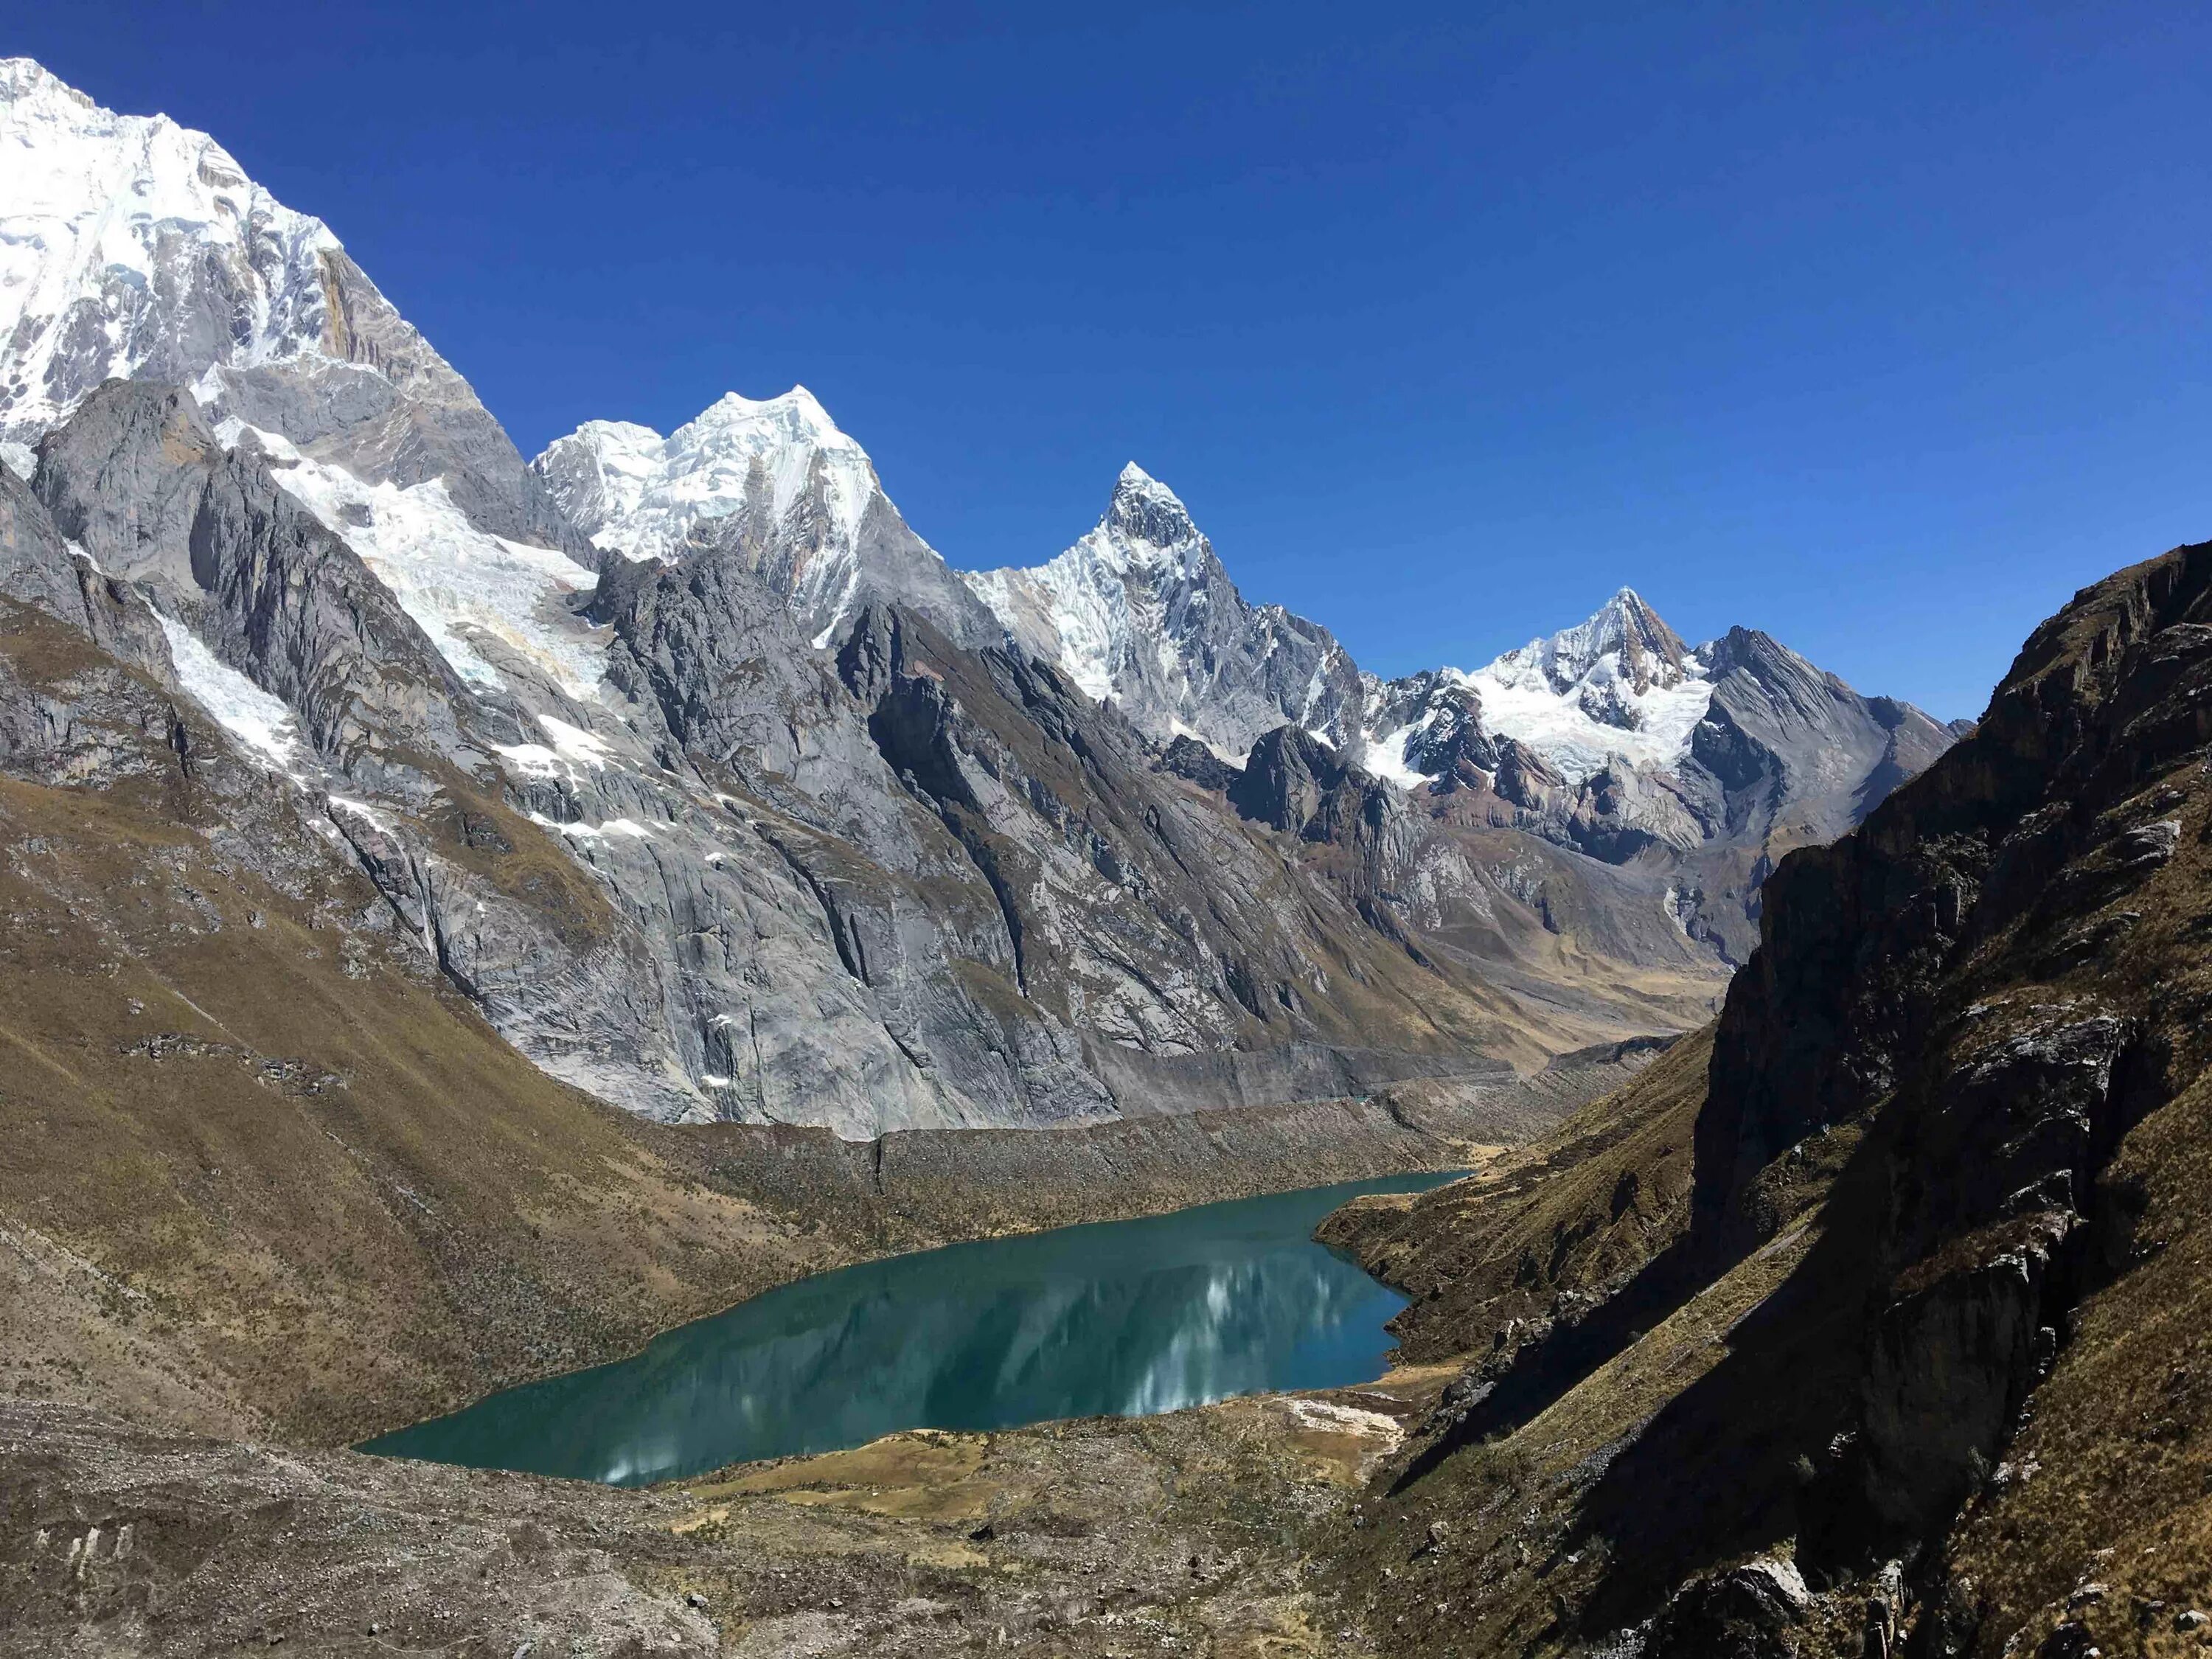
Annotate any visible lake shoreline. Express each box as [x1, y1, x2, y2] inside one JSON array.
[[308, 1065, 1601, 1455], [313, 1046, 1669, 1461], [360, 1169, 1475, 1485]]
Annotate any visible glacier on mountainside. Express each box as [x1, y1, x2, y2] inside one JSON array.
[[215, 420, 604, 698]]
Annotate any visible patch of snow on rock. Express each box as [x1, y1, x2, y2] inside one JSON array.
[[493, 714, 618, 783], [1360, 721, 1436, 790], [153, 611, 313, 777]]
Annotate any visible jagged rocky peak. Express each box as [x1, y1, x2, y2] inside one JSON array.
[[1352, 590, 1966, 962], [1358, 588, 1717, 792], [964, 460, 1366, 760], [1100, 461, 1206, 569], [1358, 669, 1494, 786], [1228, 724, 1397, 846], [1470, 587, 1714, 776], [1490, 585, 1696, 705], [964, 459, 1229, 703]]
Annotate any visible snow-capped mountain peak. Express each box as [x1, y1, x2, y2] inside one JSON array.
[[1488, 586, 1695, 700], [1361, 589, 1715, 789], [1101, 461, 1204, 568], [725, 383, 846, 445], [1082, 460, 1208, 581], [535, 386, 880, 568], [532, 419, 663, 542], [1, 56, 581, 553], [964, 464, 1363, 758], [536, 386, 1000, 651], [2, 55, 91, 113], [0, 56, 341, 465]]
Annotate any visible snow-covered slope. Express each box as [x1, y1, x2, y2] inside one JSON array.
[[535, 389, 995, 649], [0, 57, 582, 556], [965, 463, 1363, 760], [0, 57, 333, 451], [1365, 588, 1717, 787], [219, 419, 603, 698]]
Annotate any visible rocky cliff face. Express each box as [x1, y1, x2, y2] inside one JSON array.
[[11, 375, 1724, 1139], [1680, 546, 2198, 1581], [1327, 540, 2212, 1659]]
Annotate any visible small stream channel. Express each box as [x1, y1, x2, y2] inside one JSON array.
[[361, 1169, 1460, 1486]]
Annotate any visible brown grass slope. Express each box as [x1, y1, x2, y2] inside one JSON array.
[[1318, 1027, 1711, 1366], [0, 599, 860, 1445]]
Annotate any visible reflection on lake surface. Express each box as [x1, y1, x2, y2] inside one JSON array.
[[362, 1170, 1459, 1486]]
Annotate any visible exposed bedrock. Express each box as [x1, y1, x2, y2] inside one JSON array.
[[16, 392, 1690, 1141]]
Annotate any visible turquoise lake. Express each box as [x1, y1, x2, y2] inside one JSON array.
[[362, 1169, 1458, 1486]]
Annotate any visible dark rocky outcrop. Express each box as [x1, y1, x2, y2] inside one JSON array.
[[1644, 1558, 1815, 1659], [0, 463, 172, 675], [1229, 725, 1397, 846], [1158, 732, 1240, 791]]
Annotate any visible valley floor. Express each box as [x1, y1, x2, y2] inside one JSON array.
[[0, 1059, 1634, 1656], [1, 1371, 1461, 1657]]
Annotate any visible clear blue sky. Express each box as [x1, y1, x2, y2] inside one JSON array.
[[19, 3, 2211, 719]]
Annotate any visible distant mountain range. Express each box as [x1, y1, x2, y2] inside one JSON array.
[[540, 398, 1964, 969], [0, 56, 1959, 1135]]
